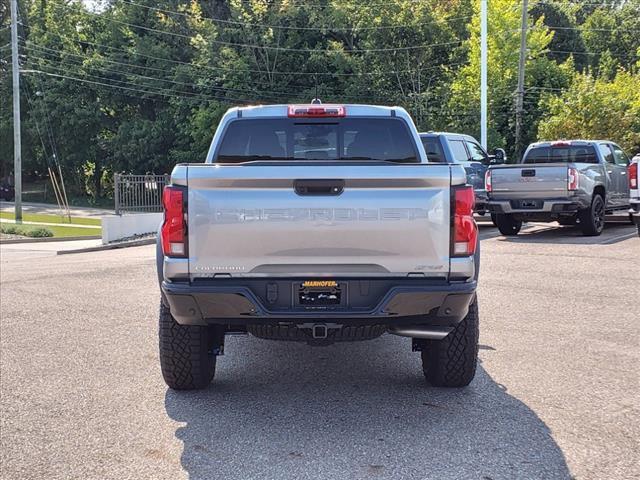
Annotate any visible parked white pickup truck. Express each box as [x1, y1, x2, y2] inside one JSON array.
[[156, 103, 480, 390], [630, 154, 640, 236]]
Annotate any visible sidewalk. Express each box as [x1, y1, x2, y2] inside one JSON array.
[[1, 218, 101, 229], [0, 201, 112, 218]]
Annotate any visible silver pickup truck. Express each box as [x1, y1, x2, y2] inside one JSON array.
[[156, 103, 480, 390], [486, 140, 631, 236]]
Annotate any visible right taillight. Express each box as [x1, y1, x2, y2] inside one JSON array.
[[161, 185, 187, 257], [630, 162, 638, 189], [485, 169, 492, 193], [568, 167, 579, 191], [452, 186, 478, 257]]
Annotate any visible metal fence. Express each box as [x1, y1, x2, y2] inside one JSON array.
[[114, 174, 169, 215]]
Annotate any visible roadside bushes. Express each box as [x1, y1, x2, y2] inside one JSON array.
[[0, 225, 54, 238]]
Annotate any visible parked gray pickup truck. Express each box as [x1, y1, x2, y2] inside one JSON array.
[[419, 132, 506, 215], [486, 140, 631, 236], [156, 103, 480, 390]]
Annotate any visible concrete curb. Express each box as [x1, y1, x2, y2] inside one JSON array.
[[57, 238, 155, 255], [1, 235, 102, 244]]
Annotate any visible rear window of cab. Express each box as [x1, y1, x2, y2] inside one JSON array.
[[214, 118, 419, 163], [523, 145, 598, 164]]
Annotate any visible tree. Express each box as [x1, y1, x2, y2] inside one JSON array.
[[447, 0, 556, 154], [537, 69, 640, 155]]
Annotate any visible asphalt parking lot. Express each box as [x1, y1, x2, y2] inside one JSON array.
[[1, 220, 638, 480]]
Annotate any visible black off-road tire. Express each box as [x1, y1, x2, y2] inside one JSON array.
[[421, 299, 479, 387], [495, 213, 522, 236], [159, 303, 216, 390], [578, 194, 605, 236], [490, 213, 498, 227]]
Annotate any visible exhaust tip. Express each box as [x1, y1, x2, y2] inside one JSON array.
[[388, 326, 452, 340]]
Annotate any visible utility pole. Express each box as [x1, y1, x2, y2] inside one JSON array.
[[480, 0, 488, 149], [514, 0, 529, 161], [10, 0, 22, 221]]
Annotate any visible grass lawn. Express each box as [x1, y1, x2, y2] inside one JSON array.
[[0, 212, 102, 226], [0, 221, 101, 238]]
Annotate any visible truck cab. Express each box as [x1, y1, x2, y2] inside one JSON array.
[[419, 132, 505, 215]]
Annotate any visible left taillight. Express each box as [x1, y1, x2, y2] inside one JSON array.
[[161, 186, 186, 257], [452, 185, 478, 257]]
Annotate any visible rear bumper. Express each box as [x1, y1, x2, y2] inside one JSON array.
[[487, 197, 585, 215], [162, 278, 477, 327], [474, 189, 488, 212]]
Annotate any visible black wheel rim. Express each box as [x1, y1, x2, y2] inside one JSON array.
[[593, 199, 605, 231]]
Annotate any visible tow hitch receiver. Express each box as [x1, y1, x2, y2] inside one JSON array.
[[312, 324, 328, 339]]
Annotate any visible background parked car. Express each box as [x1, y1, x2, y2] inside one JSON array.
[[0, 179, 15, 201], [486, 140, 631, 236], [419, 132, 506, 216]]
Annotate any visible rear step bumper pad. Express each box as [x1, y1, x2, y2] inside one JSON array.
[[162, 280, 476, 326]]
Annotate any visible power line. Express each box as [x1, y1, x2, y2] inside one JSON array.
[[545, 49, 640, 58], [533, 0, 640, 8], [22, 36, 466, 77], [49, 2, 466, 53], [22, 68, 259, 103], [23, 82, 54, 167], [22, 68, 408, 107], [532, 24, 640, 33], [117, 0, 475, 32], [238, 0, 429, 9], [28, 62, 274, 102], [23, 47, 420, 101]]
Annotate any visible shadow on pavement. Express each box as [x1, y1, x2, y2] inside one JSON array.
[[165, 335, 571, 480], [499, 221, 636, 245]]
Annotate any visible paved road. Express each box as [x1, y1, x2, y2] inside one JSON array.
[[1, 222, 638, 480]]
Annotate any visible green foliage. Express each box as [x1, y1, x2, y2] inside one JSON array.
[[538, 70, 640, 154], [0, 224, 54, 237], [26, 227, 54, 237]]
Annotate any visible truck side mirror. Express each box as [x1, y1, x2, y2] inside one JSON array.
[[491, 148, 506, 164]]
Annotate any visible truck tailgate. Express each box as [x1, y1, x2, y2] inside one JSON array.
[[186, 164, 452, 278], [490, 164, 568, 199]]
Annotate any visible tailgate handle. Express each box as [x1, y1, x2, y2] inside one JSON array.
[[521, 169, 536, 177], [294, 179, 344, 196]]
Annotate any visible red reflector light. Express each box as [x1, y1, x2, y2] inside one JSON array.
[[629, 162, 638, 189], [288, 105, 346, 118], [567, 167, 579, 191], [161, 186, 186, 257], [452, 186, 478, 257]]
